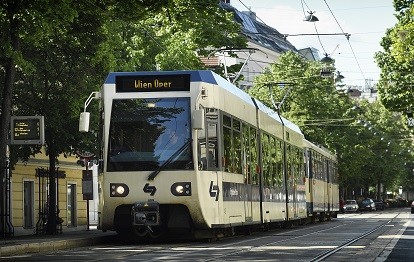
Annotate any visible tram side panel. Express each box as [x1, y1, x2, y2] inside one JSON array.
[[257, 108, 288, 223], [329, 161, 340, 214], [284, 127, 307, 221], [303, 140, 338, 219], [304, 149, 313, 217], [217, 85, 261, 225]]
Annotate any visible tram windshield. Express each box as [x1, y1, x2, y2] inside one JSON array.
[[107, 97, 193, 172]]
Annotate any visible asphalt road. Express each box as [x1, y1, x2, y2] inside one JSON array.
[[1, 208, 412, 261]]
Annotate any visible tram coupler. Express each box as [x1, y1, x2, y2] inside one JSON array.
[[132, 201, 160, 226]]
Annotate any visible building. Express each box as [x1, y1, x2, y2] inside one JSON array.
[[1, 148, 97, 237], [217, 1, 300, 90]]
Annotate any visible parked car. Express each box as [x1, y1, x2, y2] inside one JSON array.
[[411, 201, 414, 214], [359, 198, 376, 212], [373, 199, 386, 211], [343, 200, 359, 212]]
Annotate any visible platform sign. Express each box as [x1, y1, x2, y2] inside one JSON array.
[[11, 116, 45, 145], [82, 170, 93, 200]]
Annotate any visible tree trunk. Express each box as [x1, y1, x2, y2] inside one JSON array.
[[0, 8, 20, 237], [46, 152, 58, 234]]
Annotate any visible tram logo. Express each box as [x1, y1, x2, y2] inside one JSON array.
[[143, 183, 157, 196], [209, 181, 219, 201]]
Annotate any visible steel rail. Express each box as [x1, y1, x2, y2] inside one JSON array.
[[310, 217, 396, 262]]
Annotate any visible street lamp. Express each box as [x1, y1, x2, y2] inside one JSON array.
[[303, 11, 319, 22], [320, 54, 334, 64]]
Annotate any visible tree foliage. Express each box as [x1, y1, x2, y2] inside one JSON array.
[[104, 1, 245, 72], [248, 51, 353, 147], [375, 0, 414, 112], [1, 0, 246, 166], [0, 0, 246, 234], [248, 51, 413, 198]]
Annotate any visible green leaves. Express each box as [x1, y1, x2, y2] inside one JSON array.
[[1, 0, 248, 168], [375, 1, 414, 111], [248, 51, 413, 198]]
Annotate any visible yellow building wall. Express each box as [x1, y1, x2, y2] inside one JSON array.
[[10, 150, 88, 236]]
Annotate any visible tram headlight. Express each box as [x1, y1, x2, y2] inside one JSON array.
[[176, 185, 184, 194], [110, 183, 129, 197], [171, 182, 191, 196], [116, 186, 125, 195]]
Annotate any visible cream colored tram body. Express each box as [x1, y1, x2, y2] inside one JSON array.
[[303, 140, 339, 221], [96, 70, 336, 239]]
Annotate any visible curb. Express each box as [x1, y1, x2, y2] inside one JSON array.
[[0, 235, 114, 257]]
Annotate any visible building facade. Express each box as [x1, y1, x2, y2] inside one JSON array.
[[3, 150, 98, 236]]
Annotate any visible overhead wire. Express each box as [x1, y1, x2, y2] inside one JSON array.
[[313, 22, 328, 55], [322, 0, 366, 81]]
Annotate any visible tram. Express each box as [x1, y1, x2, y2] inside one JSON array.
[[79, 70, 339, 240], [304, 140, 339, 222]]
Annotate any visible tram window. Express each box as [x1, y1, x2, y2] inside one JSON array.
[[222, 114, 244, 174], [286, 145, 291, 183], [296, 148, 303, 183], [198, 108, 219, 171], [223, 114, 231, 127], [243, 124, 251, 184], [233, 119, 240, 131], [250, 128, 258, 185], [291, 148, 297, 183], [223, 120, 232, 172], [199, 143, 207, 170], [317, 155, 321, 180], [107, 98, 193, 172], [270, 136, 277, 188], [262, 133, 270, 187], [276, 139, 283, 187], [333, 163, 338, 183], [198, 129, 207, 171], [233, 119, 242, 174], [207, 123, 218, 169]]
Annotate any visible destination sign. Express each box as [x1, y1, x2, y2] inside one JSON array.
[[115, 74, 190, 92], [11, 116, 45, 145]]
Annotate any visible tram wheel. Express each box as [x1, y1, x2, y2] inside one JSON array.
[[133, 226, 148, 237]]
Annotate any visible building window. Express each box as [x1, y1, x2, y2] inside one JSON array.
[[23, 180, 35, 228]]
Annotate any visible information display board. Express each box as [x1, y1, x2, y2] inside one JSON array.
[[10, 116, 45, 145]]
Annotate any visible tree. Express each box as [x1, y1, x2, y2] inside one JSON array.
[[375, 0, 414, 112], [0, 0, 85, 236], [104, 1, 246, 72], [248, 51, 353, 147], [1, 0, 170, 235], [1, 0, 246, 235], [7, 1, 115, 235], [247, 51, 413, 200]]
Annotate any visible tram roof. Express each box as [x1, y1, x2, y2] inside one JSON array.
[[105, 70, 302, 135]]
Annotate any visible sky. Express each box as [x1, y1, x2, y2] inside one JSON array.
[[229, 0, 398, 89]]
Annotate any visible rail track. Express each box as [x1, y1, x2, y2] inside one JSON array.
[[4, 212, 407, 262]]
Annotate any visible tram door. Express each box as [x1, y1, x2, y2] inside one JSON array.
[[200, 109, 220, 220]]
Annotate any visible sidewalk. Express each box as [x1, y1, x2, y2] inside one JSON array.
[[0, 227, 117, 257]]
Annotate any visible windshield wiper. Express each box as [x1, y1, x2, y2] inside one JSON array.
[[147, 139, 192, 181]]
